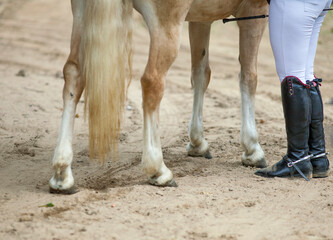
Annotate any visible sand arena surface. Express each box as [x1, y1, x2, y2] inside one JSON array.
[[0, 1, 333, 239]]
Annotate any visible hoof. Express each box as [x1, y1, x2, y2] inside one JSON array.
[[241, 144, 267, 168], [242, 157, 267, 168], [241, 148, 267, 168], [187, 142, 212, 159], [188, 150, 212, 159], [149, 178, 178, 187], [204, 150, 212, 159], [49, 186, 78, 195]]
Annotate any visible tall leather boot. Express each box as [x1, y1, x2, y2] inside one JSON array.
[[308, 78, 329, 178], [255, 77, 313, 180]]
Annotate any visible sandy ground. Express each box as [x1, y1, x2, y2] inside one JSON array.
[[1, 1, 333, 239]]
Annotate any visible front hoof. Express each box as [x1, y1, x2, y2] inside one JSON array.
[[49, 186, 78, 195], [186, 141, 211, 159], [149, 178, 178, 187]]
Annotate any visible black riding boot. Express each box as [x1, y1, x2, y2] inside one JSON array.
[[308, 78, 329, 178], [255, 77, 313, 180]]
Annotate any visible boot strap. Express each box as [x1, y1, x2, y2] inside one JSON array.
[[292, 164, 310, 181], [286, 155, 313, 181], [307, 78, 322, 87], [287, 154, 313, 168], [313, 78, 322, 87], [311, 152, 329, 159]]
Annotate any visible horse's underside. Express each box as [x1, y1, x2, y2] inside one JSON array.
[[49, 0, 269, 193]]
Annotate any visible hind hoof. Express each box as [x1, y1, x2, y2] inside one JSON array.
[[49, 186, 78, 195], [242, 157, 267, 168], [149, 178, 178, 187], [204, 150, 212, 159], [241, 148, 267, 168], [187, 141, 211, 159]]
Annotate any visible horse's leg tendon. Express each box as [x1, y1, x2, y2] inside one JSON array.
[[187, 22, 212, 159], [237, 16, 267, 168], [49, 1, 84, 193]]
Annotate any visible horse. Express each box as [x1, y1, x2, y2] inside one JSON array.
[[49, 0, 269, 194]]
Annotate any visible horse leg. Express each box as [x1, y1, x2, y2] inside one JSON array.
[[49, 0, 84, 193], [141, 38, 180, 187], [135, 1, 192, 186], [186, 22, 212, 159], [237, 18, 267, 168]]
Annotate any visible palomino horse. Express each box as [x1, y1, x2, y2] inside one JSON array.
[[49, 0, 269, 193]]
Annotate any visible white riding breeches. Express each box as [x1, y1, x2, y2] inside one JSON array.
[[269, 0, 332, 83]]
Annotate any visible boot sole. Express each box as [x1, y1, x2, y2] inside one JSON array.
[[293, 172, 312, 180], [255, 171, 312, 180], [312, 171, 329, 178]]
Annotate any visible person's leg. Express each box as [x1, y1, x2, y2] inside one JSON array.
[[308, 79, 329, 177], [268, 0, 329, 83], [256, 0, 320, 179], [306, 0, 332, 178], [255, 77, 313, 180], [305, 0, 332, 80]]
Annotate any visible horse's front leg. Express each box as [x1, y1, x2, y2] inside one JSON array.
[[187, 22, 212, 159], [237, 18, 267, 168], [49, 2, 84, 193]]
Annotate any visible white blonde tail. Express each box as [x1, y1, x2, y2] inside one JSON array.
[[80, 0, 133, 161]]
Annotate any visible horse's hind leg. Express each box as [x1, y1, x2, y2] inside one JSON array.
[[187, 22, 212, 159], [237, 17, 267, 168], [49, 0, 84, 193], [135, 1, 192, 186]]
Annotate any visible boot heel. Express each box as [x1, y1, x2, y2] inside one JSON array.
[[294, 168, 312, 180], [304, 171, 313, 180], [313, 170, 329, 178]]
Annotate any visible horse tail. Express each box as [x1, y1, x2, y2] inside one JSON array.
[[80, 0, 133, 162]]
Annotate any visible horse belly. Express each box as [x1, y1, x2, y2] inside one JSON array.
[[186, 0, 242, 22]]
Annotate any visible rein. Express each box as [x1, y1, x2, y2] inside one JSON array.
[[223, 8, 333, 24]]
